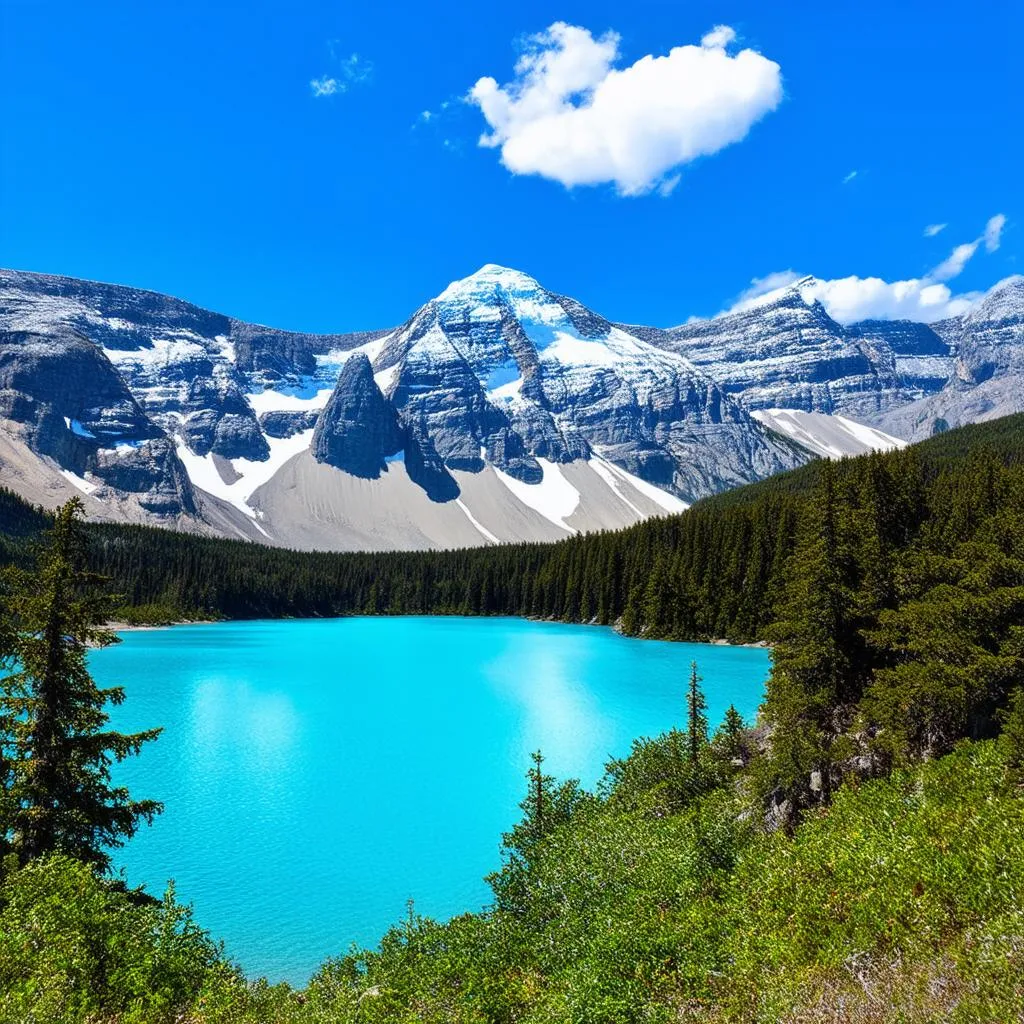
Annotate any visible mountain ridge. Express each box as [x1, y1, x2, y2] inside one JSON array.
[[1, 265, 1021, 550]]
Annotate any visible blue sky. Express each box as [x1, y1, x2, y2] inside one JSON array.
[[0, 1, 1018, 332]]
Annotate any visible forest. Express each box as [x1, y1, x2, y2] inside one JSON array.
[[0, 414, 1023, 1021]]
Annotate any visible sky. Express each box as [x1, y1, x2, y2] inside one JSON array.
[[0, 0, 1019, 333]]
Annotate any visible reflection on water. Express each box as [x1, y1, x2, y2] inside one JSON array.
[[95, 617, 769, 985]]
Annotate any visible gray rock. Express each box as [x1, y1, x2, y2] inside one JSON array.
[[0, 327, 196, 515], [260, 409, 320, 438], [312, 353, 403, 477]]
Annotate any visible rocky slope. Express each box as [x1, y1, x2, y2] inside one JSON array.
[[876, 276, 1024, 439], [627, 275, 954, 419]]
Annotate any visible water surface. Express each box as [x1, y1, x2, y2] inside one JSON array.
[[95, 617, 770, 984]]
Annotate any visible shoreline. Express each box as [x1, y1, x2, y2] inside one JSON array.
[[104, 613, 774, 649], [106, 619, 218, 632]]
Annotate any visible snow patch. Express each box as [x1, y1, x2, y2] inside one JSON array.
[[543, 333, 618, 367], [374, 364, 400, 394], [591, 455, 689, 514], [60, 469, 99, 496], [245, 388, 334, 415], [213, 335, 236, 363], [493, 458, 580, 533], [488, 376, 524, 403], [589, 458, 643, 517], [319, 334, 390, 372], [751, 409, 907, 459], [455, 499, 499, 544], [175, 429, 315, 520]]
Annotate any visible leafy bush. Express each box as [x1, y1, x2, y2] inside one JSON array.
[[0, 855, 294, 1024]]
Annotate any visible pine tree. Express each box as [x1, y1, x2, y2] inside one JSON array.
[[686, 661, 708, 762], [499, 750, 587, 863], [715, 704, 748, 764], [0, 499, 162, 870], [762, 463, 858, 815]]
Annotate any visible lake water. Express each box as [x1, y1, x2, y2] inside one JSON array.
[[93, 617, 771, 985]]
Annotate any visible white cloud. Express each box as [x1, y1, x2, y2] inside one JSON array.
[[310, 52, 372, 98], [701, 25, 737, 49], [985, 213, 1006, 252], [842, 170, 857, 184], [310, 76, 343, 97], [928, 240, 979, 283], [467, 22, 782, 196], [923, 223, 946, 237], [802, 276, 980, 324], [726, 214, 1006, 324], [731, 270, 803, 311]]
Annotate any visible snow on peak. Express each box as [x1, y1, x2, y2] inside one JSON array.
[[438, 264, 546, 304], [967, 274, 1024, 323]]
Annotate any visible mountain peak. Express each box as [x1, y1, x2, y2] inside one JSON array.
[[437, 264, 544, 303]]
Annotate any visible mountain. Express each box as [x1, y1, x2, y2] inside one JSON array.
[[0, 265, 802, 550], [636, 275, 1024, 445], [876, 276, 1024, 439], [2, 264, 1021, 550], [626, 275, 954, 419]]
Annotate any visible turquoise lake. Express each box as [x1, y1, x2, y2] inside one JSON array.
[[92, 617, 771, 985]]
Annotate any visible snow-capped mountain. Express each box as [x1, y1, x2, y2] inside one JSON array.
[[1, 265, 1021, 550], [0, 265, 800, 548], [626, 275, 954, 418]]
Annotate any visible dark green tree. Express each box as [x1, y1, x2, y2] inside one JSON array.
[[714, 704, 749, 765], [686, 661, 708, 762], [499, 750, 586, 863], [761, 463, 858, 817], [0, 499, 162, 870], [488, 749, 591, 915], [1000, 686, 1024, 775]]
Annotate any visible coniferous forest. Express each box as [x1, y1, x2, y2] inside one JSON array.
[[1, 414, 1023, 1021]]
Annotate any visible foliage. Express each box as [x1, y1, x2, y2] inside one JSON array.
[[0, 500, 161, 871]]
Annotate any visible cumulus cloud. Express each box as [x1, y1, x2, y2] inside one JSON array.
[[700, 25, 737, 49], [310, 52, 372, 98], [727, 214, 1006, 324], [802, 276, 980, 323], [923, 223, 947, 237], [985, 213, 1006, 252], [467, 22, 782, 195]]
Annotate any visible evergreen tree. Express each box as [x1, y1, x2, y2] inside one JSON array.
[[762, 463, 858, 817], [0, 499, 162, 870], [715, 704, 749, 765], [686, 661, 708, 762]]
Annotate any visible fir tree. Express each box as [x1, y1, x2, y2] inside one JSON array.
[[762, 463, 858, 816], [715, 704, 749, 764], [999, 686, 1024, 774], [686, 661, 708, 762], [0, 499, 162, 870]]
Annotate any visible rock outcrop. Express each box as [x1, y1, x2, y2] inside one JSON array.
[[311, 354, 402, 478]]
